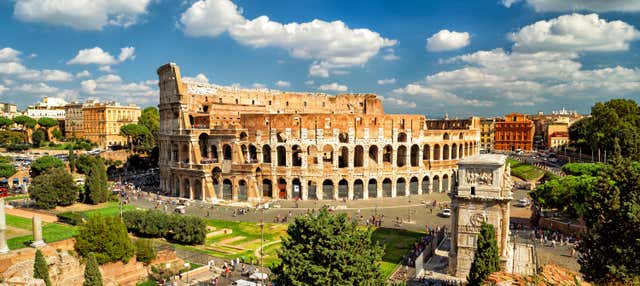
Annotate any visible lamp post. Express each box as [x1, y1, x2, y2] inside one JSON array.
[[184, 262, 190, 284]]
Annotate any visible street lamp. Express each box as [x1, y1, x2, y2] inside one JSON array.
[[184, 263, 190, 284]]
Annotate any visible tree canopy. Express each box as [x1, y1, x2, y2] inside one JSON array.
[[83, 157, 109, 204], [530, 174, 597, 219], [83, 253, 104, 286], [467, 222, 500, 286], [37, 117, 58, 128], [29, 167, 79, 209], [13, 115, 36, 129], [32, 129, 46, 147], [75, 215, 134, 265], [34, 249, 52, 286], [0, 117, 13, 129], [0, 163, 16, 178], [119, 124, 150, 152], [30, 155, 64, 177], [270, 208, 385, 286]]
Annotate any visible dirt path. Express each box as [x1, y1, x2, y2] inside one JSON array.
[[6, 208, 58, 222], [254, 240, 281, 259]]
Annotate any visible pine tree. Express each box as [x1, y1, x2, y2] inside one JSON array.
[[83, 253, 104, 286], [467, 222, 500, 286], [33, 249, 52, 286], [84, 158, 109, 204]]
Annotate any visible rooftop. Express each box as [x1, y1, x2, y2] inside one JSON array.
[[458, 154, 507, 166]]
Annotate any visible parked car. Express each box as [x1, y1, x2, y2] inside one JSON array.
[[440, 208, 451, 218], [515, 198, 530, 207]]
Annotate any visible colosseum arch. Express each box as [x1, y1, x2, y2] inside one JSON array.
[[432, 175, 440, 192], [223, 144, 232, 160], [339, 146, 349, 168], [458, 144, 463, 159], [238, 180, 248, 201], [307, 145, 319, 165], [452, 143, 457, 159], [443, 133, 450, 140], [222, 179, 233, 200], [322, 145, 333, 167], [368, 178, 378, 198], [292, 145, 302, 167], [354, 179, 364, 199], [397, 132, 407, 142], [248, 144, 258, 163], [241, 145, 248, 163], [308, 181, 318, 200], [423, 144, 430, 160], [397, 146, 407, 167], [433, 144, 441, 160], [442, 174, 449, 193], [421, 176, 430, 193], [368, 145, 379, 166], [278, 178, 287, 199], [262, 145, 271, 163], [262, 179, 272, 198], [277, 146, 287, 166], [322, 179, 334, 200], [338, 179, 348, 199], [239, 132, 248, 141], [198, 133, 209, 158], [396, 177, 406, 196], [382, 178, 392, 197], [383, 145, 393, 165], [292, 178, 302, 199], [410, 145, 420, 167], [443, 144, 450, 160], [181, 145, 189, 163], [211, 144, 219, 161], [464, 143, 469, 157], [182, 179, 190, 198], [354, 145, 364, 167], [410, 177, 419, 195], [212, 178, 220, 198]]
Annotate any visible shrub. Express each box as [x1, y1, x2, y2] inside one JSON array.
[[123, 210, 206, 245], [134, 239, 157, 265], [57, 212, 87, 226], [75, 215, 134, 264], [34, 249, 52, 286]]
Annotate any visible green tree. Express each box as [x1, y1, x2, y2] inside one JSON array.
[[271, 208, 385, 286], [468, 222, 500, 286], [84, 157, 109, 204], [68, 145, 77, 172], [119, 124, 150, 153], [75, 215, 134, 265], [83, 253, 103, 286], [0, 117, 13, 130], [0, 163, 16, 178], [13, 115, 36, 143], [37, 117, 58, 141], [0, 130, 24, 145], [578, 158, 640, 284], [52, 129, 63, 141], [29, 168, 79, 209], [138, 107, 159, 150], [33, 249, 52, 286], [30, 156, 64, 177], [134, 239, 157, 265], [530, 174, 597, 219], [32, 129, 46, 147]]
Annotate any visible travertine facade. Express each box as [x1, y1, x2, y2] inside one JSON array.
[[158, 63, 481, 202], [449, 154, 513, 279], [69, 101, 141, 148]]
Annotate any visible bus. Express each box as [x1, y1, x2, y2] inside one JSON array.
[[0, 179, 9, 197]]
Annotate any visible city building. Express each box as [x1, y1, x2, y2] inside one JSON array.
[[64, 101, 84, 138], [0, 103, 18, 118], [80, 101, 141, 148], [480, 118, 496, 152], [26, 96, 67, 119], [529, 110, 584, 150], [157, 63, 481, 202], [494, 113, 534, 151]]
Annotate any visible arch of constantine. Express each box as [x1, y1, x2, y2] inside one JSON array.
[[157, 63, 481, 202]]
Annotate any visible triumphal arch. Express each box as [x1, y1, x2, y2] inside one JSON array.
[[157, 63, 482, 202]]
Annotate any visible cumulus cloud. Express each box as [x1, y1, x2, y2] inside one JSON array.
[[511, 13, 639, 53], [76, 70, 91, 78], [377, 78, 396, 85], [183, 73, 209, 83], [318, 82, 347, 92], [379, 96, 416, 109], [382, 48, 399, 61], [0, 48, 21, 62], [80, 75, 157, 99], [275, 80, 290, 88], [502, 0, 640, 12], [67, 46, 136, 65], [40, 69, 73, 81], [0, 59, 72, 82], [252, 83, 266, 89], [178, 0, 396, 77], [426, 30, 471, 52], [13, 0, 152, 30]]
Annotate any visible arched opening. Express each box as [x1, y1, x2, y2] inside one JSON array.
[[443, 133, 449, 140], [193, 180, 202, 200], [322, 180, 334, 200], [181, 145, 189, 163], [382, 178, 392, 197], [238, 180, 248, 201], [239, 132, 248, 141], [353, 179, 364, 199], [171, 144, 178, 162], [262, 179, 272, 198], [410, 145, 420, 167], [368, 179, 377, 198], [459, 133, 464, 140], [421, 176, 429, 193], [397, 146, 407, 167], [248, 145, 258, 163], [338, 147, 349, 168], [464, 143, 469, 157], [368, 145, 378, 166], [213, 178, 220, 198], [397, 132, 407, 142], [223, 179, 233, 200], [292, 178, 302, 199], [442, 174, 449, 193], [198, 133, 208, 159], [396, 177, 406, 196], [354, 145, 364, 167], [383, 145, 393, 165], [278, 178, 287, 199], [211, 145, 219, 161], [409, 177, 419, 195], [308, 181, 317, 200], [432, 175, 440, 193], [338, 132, 349, 143], [223, 144, 232, 160], [307, 145, 318, 165], [241, 145, 248, 163], [183, 179, 191, 199], [338, 179, 348, 199], [322, 145, 333, 168], [433, 144, 440, 160], [459, 144, 463, 159], [277, 146, 287, 166], [262, 145, 271, 163], [423, 145, 430, 161], [292, 145, 302, 167], [443, 144, 450, 160], [277, 132, 286, 143], [452, 143, 457, 159]]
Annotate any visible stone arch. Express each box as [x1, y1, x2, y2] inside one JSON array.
[[464, 143, 469, 157], [262, 179, 272, 198], [410, 177, 419, 195], [181, 145, 189, 163], [211, 144, 219, 161], [338, 179, 348, 199], [382, 178, 392, 197], [383, 145, 393, 164], [368, 178, 378, 198], [433, 144, 441, 160], [212, 178, 220, 198], [241, 145, 248, 163], [397, 132, 407, 142], [183, 179, 190, 199], [421, 176, 430, 193], [432, 175, 440, 193], [292, 145, 302, 167], [238, 179, 248, 201], [278, 178, 287, 199], [339, 146, 349, 168], [423, 144, 430, 160], [277, 146, 287, 166], [368, 145, 378, 166], [459, 133, 464, 140], [452, 143, 457, 159], [292, 178, 302, 199], [322, 179, 334, 200], [354, 179, 364, 199], [277, 132, 286, 143], [443, 133, 450, 140], [222, 179, 233, 200], [308, 181, 318, 200], [223, 144, 232, 160], [262, 145, 271, 163], [239, 132, 248, 141], [322, 145, 333, 166], [338, 132, 349, 143], [458, 144, 463, 159], [198, 133, 208, 158], [307, 145, 318, 165], [397, 145, 407, 167], [354, 145, 364, 167], [396, 177, 406, 196], [443, 144, 450, 160], [248, 144, 258, 162], [442, 174, 449, 193], [410, 144, 420, 167]]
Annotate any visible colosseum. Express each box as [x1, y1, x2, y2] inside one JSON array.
[[157, 63, 481, 202]]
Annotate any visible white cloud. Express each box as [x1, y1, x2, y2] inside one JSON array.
[[0, 62, 28, 75], [382, 48, 399, 61], [0, 48, 21, 62], [76, 70, 91, 78], [503, 0, 640, 12], [13, 82, 59, 94], [426, 30, 471, 52], [318, 82, 347, 92], [41, 69, 73, 81], [511, 13, 639, 53], [183, 73, 209, 83], [178, 0, 396, 77], [252, 83, 266, 89], [0, 85, 7, 95], [275, 80, 290, 88], [379, 96, 416, 109], [68, 46, 136, 65], [81, 80, 97, 94], [98, 66, 113, 73], [96, 74, 122, 83], [377, 78, 396, 85], [13, 0, 152, 30], [80, 76, 157, 99], [0, 58, 72, 82]]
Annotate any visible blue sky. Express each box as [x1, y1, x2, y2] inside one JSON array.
[[0, 0, 639, 117]]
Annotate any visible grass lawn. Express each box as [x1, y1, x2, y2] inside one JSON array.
[[508, 158, 544, 181], [7, 222, 77, 250], [6, 214, 33, 230], [372, 228, 425, 279], [4, 195, 29, 201], [81, 202, 136, 217]]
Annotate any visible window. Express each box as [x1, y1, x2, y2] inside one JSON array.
[[471, 186, 476, 195], [286, 101, 289, 107], [268, 100, 272, 105], [304, 101, 307, 107]]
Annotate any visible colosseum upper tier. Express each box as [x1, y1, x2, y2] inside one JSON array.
[[158, 63, 481, 202]]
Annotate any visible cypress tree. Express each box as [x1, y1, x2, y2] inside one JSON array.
[[83, 253, 104, 286], [467, 222, 500, 286], [33, 249, 52, 286]]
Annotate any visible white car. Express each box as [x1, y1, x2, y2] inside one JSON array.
[[440, 208, 451, 218], [515, 199, 530, 207]]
